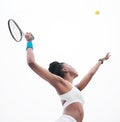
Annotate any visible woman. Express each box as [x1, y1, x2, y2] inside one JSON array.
[[25, 32, 111, 122]]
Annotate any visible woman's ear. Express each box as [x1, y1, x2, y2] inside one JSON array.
[[62, 68, 68, 73]]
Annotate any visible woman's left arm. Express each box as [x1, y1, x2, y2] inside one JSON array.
[[75, 52, 111, 91]]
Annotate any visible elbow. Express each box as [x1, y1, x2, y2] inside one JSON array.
[[27, 60, 36, 69]]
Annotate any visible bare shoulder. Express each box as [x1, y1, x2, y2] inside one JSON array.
[[28, 62, 72, 93]]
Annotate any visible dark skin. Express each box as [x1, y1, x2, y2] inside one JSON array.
[[25, 32, 111, 122]]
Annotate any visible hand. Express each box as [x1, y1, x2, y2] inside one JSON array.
[[25, 32, 34, 41], [101, 52, 111, 61]]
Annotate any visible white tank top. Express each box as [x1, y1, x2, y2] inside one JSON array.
[[59, 86, 84, 108]]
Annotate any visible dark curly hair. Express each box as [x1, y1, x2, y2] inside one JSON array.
[[48, 61, 65, 78]]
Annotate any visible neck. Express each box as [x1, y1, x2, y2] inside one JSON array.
[[63, 74, 74, 83]]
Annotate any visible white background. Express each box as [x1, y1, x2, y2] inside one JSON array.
[[0, 0, 120, 122]]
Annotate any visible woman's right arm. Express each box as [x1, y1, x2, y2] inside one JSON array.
[[25, 33, 64, 87], [27, 48, 59, 85], [25, 33, 63, 86]]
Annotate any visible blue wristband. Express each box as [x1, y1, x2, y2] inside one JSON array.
[[26, 41, 33, 49]]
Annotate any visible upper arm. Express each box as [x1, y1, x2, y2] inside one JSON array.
[[28, 62, 64, 87], [26, 48, 69, 93], [76, 72, 93, 91]]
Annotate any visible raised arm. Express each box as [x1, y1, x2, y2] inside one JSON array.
[[76, 53, 111, 91], [25, 33, 65, 87]]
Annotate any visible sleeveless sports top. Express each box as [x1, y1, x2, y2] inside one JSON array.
[[59, 86, 84, 108]]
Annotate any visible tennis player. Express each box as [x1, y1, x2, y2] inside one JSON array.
[[25, 32, 110, 122]]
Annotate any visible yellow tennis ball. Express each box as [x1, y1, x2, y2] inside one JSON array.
[[95, 10, 100, 15]]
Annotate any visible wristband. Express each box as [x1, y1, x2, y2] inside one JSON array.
[[98, 59, 103, 64], [26, 41, 33, 49]]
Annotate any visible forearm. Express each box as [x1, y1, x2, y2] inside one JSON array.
[[26, 41, 36, 65], [89, 60, 103, 75], [77, 60, 103, 91], [27, 48, 35, 64], [89, 52, 111, 75]]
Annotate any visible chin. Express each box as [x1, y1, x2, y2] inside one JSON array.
[[76, 74, 78, 77], [74, 73, 78, 78]]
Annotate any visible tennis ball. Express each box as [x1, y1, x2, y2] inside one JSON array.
[[95, 10, 100, 15]]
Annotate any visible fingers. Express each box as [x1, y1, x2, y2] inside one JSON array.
[[104, 52, 111, 60], [107, 52, 111, 58], [25, 32, 34, 41]]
